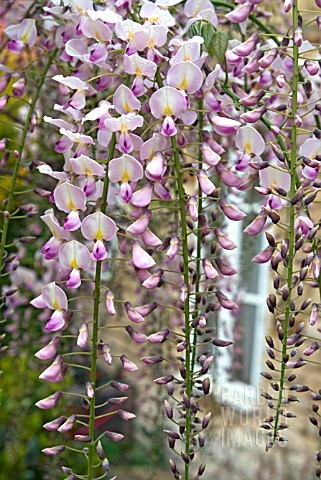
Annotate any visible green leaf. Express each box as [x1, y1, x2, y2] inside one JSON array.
[[201, 23, 216, 54], [211, 30, 229, 65], [186, 19, 203, 39]]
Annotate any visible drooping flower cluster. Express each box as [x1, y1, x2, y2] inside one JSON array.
[[1, 0, 321, 478]]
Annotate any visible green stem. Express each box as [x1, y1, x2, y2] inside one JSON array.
[[171, 136, 191, 479], [0, 47, 58, 279], [191, 97, 204, 376], [87, 133, 116, 480], [273, 0, 299, 442]]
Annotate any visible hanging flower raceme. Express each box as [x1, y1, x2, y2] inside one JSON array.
[[31, 282, 70, 332], [81, 212, 117, 260]]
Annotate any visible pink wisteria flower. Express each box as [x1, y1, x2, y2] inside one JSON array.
[[150, 86, 187, 136], [108, 154, 144, 203], [31, 282, 69, 332], [59, 240, 91, 288], [54, 182, 87, 231], [4, 18, 37, 53], [81, 212, 117, 260], [41, 209, 70, 260]]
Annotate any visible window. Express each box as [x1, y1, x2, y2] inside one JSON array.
[[214, 192, 269, 409]]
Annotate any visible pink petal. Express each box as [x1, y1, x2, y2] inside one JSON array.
[[132, 241, 156, 269], [42, 282, 68, 310], [81, 212, 117, 241], [150, 86, 187, 119]]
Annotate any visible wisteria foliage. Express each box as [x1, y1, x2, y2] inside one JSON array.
[[1, 0, 321, 479]]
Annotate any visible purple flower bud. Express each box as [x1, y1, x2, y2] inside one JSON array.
[[86, 381, 94, 398], [212, 339, 233, 347], [124, 302, 144, 323], [103, 344, 112, 365], [43, 416, 66, 431], [180, 283, 188, 303], [35, 391, 62, 409], [215, 258, 237, 276], [141, 355, 163, 365], [218, 199, 246, 221], [164, 399, 173, 419], [96, 441, 105, 460], [252, 246, 275, 263], [166, 236, 179, 260], [0, 93, 10, 111], [148, 328, 169, 343], [244, 213, 267, 235], [35, 336, 61, 360], [105, 290, 116, 315], [77, 323, 89, 348], [12, 78, 26, 97], [232, 33, 260, 57], [42, 445, 65, 457], [102, 459, 110, 472], [239, 90, 264, 107], [120, 354, 138, 372], [126, 325, 148, 343], [118, 409, 136, 421], [226, 2, 254, 23], [58, 414, 77, 433], [259, 48, 278, 68], [304, 342, 319, 356], [202, 412, 212, 429], [203, 258, 218, 279], [74, 435, 92, 442], [105, 431, 124, 442], [294, 27, 303, 47], [305, 60, 319, 75], [111, 381, 129, 392], [154, 375, 174, 385], [240, 106, 267, 123], [276, 74, 286, 88], [310, 303, 319, 326], [216, 291, 238, 310], [283, 0, 294, 12]]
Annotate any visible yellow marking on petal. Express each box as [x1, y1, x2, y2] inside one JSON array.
[[120, 119, 129, 133], [149, 15, 160, 23], [124, 101, 132, 113], [179, 77, 188, 91], [122, 169, 130, 182], [163, 104, 173, 116], [67, 199, 76, 210], [53, 299, 60, 310], [22, 33, 28, 44], [96, 228, 103, 241], [84, 167, 92, 176], [184, 55, 191, 61], [244, 142, 252, 154], [135, 67, 142, 75], [70, 258, 79, 269], [148, 38, 155, 49], [128, 31, 134, 41]]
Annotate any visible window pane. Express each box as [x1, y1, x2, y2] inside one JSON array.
[[231, 303, 257, 384]]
